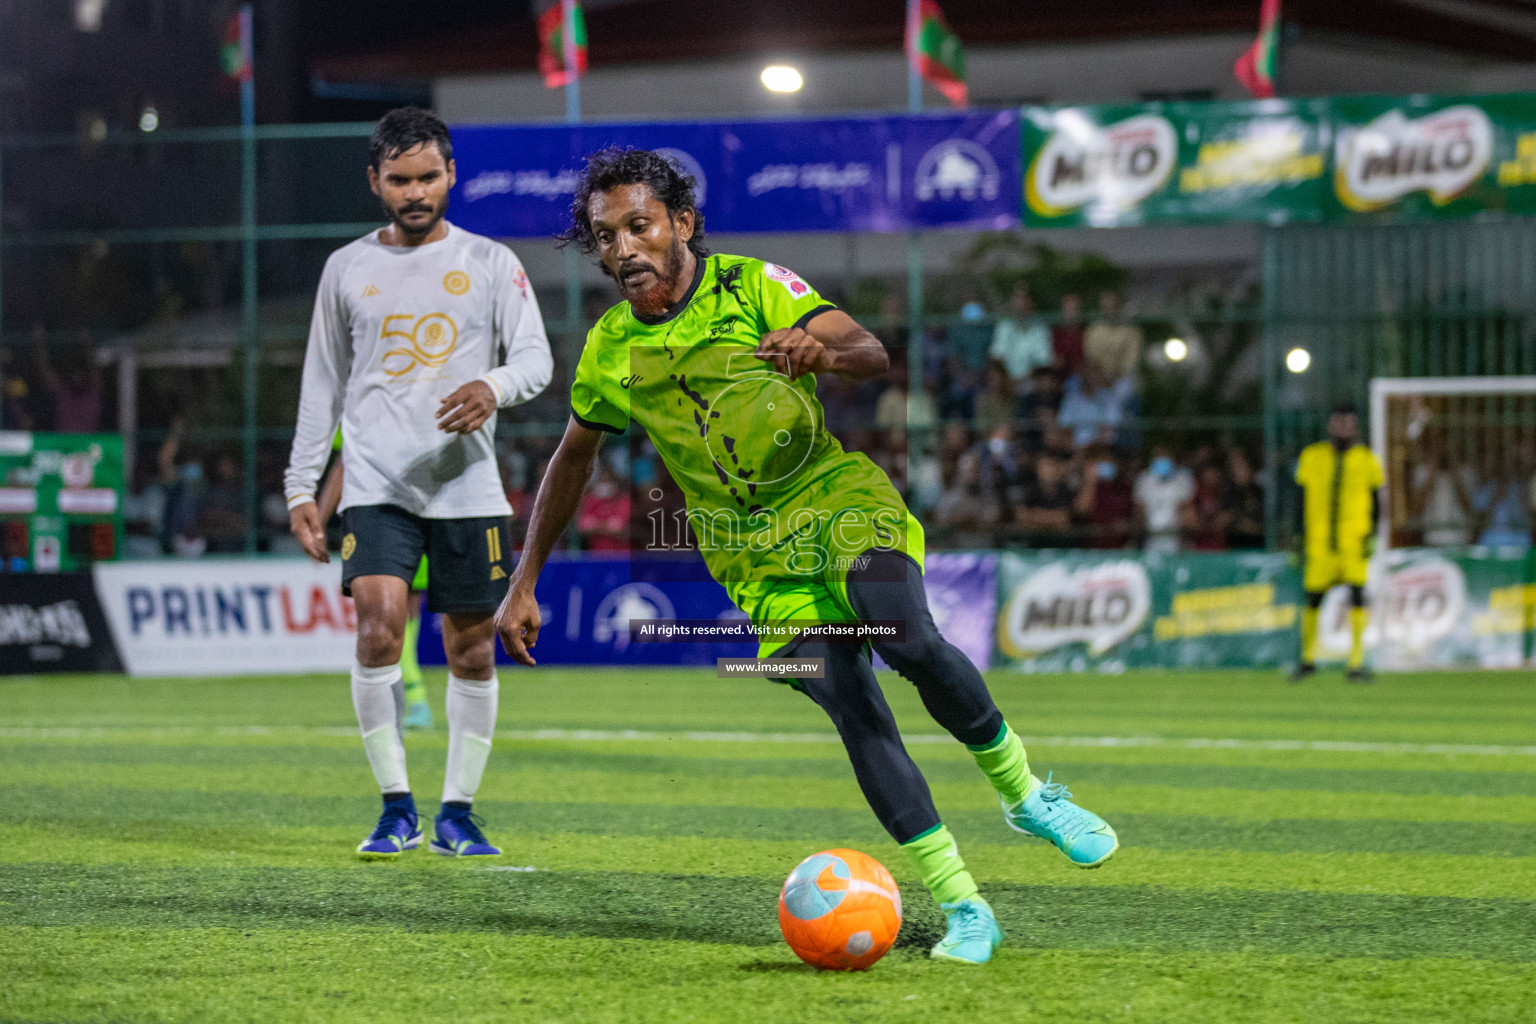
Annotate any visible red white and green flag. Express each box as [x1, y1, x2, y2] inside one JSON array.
[[906, 0, 967, 108], [538, 1, 589, 89], [1233, 0, 1281, 98], [220, 5, 252, 83]]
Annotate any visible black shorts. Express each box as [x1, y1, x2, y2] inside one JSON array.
[[341, 504, 511, 614]]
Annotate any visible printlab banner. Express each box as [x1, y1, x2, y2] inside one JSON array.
[[450, 111, 1022, 238], [0, 572, 123, 675], [1022, 93, 1536, 228], [93, 559, 356, 677], [420, 552, 996, 669]]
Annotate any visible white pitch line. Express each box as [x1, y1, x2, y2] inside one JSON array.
[[2, 724, 1533, 758]]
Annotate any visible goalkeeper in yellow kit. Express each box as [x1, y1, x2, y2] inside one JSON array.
[[1291, 403, 1384, 683]]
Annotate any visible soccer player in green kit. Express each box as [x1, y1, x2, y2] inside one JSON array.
[[494, 148, 1117, 965]]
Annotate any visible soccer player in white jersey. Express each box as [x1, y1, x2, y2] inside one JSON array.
[[284, 108, 553, 860]]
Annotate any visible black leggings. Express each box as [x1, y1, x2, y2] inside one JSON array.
[[787, 550, 1004, 844]]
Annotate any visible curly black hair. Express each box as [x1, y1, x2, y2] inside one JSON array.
[[369, 107, 452, 170], [559, 146, 709, 261]]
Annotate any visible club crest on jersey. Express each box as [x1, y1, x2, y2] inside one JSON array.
[[765, 263, 810, 299], [443, 271, 471, 295]]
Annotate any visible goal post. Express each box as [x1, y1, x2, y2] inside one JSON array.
[[1370, 376, 1536, 551]]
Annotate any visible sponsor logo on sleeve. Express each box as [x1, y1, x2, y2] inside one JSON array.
[[765, 263, 811, 298]]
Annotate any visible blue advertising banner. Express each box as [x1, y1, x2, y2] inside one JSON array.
[[419, 552, 997, 669], [450, 111, 1021, 238]]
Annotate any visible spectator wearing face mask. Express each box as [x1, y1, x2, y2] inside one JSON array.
[[947, 298, 994, 374], [1075, 445, 1135, 549], [1134, 446, 1195, 555]]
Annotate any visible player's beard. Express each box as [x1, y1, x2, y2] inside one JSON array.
[[384, 195, 445, 241], [621, 236, 687, 319]]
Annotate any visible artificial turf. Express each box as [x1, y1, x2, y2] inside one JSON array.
[[1, 667, 1532, 1023]]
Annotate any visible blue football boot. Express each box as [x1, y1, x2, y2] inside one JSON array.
[[1002, 773, 1119, 868], [930, 895, 1004, 965], [356, 796, 421, 861], [402, 701, 434, 730], [430, 804, 501, 857]]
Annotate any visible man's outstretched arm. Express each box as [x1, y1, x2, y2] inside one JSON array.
[[493, 416, 607, 665], [755, 309, 889, 382]]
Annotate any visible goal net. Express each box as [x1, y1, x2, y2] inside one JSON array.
[[1370, 376, 1536, 551]]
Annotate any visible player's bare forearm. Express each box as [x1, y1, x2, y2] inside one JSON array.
[[755, 309, 889, 382], [317, 458, 344, 524], [508, 416, 606, 593]]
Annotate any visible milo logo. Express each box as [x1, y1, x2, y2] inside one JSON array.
[[998, 561, 1151, 657], [1318, 554, 1465, 664], [1026, 112, 1178, 218], [1334, 106, 1493, 212]]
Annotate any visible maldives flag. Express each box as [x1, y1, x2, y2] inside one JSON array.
[[220, 5, 251, 83], [906, 0, 967, 108], [1233, 0, 1281, 98], [538, 1, 588, 89]]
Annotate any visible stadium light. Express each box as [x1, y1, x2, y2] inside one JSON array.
[[1163, 337, 1188, 362], [761, 65, 804, 93], [1286, 347, 1312, 373], [138, 107, 159, 133]]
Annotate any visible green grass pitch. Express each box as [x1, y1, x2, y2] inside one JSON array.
[[1, 666, 1533, 1023]]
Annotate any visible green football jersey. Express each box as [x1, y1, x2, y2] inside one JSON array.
[[571, 253, 924, 654]]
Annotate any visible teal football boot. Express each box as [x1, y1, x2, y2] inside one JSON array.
[[930, 895, 1004, 965], [1003, 773, 1118, 868]]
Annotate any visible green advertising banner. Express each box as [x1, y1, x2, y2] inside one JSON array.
[[1314, 547, 1533, 670], [0, 432, 125, 572], [993, 550, 1299, 672], [1022, 93, 1536, 228], [994, 548, 1534, 673]]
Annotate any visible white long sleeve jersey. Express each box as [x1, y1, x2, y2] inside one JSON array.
[[283, 221, 552, 519]]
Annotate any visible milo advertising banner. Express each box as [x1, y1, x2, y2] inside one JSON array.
[[1316, 548, 1533, 670], [1022, 100, 1329, 228], [1022, 94, 1536, 228], [994, 551, 1299, 672], [0, 432, 125, 573], [1329, 94, 1536, 220]]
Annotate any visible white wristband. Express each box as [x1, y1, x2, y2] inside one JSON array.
[[286, 494, 316, 510]]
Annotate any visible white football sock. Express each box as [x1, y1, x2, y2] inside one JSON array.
[[352, 660, 409, 795], [443, 672, 498, 805]]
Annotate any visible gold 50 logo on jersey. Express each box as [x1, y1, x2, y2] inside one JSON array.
[[380, 313, 459, 377]]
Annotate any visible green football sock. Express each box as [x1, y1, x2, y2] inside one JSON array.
[[400, 613, 426, 703], [900, 824, 979, 906], [968, 722, 1033, 806]]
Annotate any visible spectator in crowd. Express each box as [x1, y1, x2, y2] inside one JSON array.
[[1074, 444, 1135, 549], [157, 417, 206, 557], [197, 452, 248, 554], [873, 351, 936, 447], [989, 283, 1053, 389], [947, 297, 993, 374], [1015, 365, 1064, 451], [34, 329, 104, 433], [1473, 463, 1532, 549], [1410, 441, 1476, 546], [973, 360, 1017, 437], [577, 461, 630, 552], [1058, 363, 1135, 448], [1190, 460, 1231, 550], [1016, 449, 1076, 547], [1134, 445, 1195, 554], [1084, 290, 1141, 384], [1225, 448, 1267, 549], [1052, 292, 1086, 377], [972, 424, 1020, 512], [123, 452, 167, 559], [933, 449, 1002, 545]]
